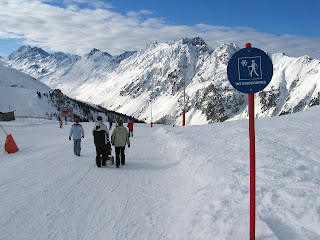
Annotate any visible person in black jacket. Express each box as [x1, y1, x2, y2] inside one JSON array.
[[108, 117, 113, 130], [92, 116, 110, 167]]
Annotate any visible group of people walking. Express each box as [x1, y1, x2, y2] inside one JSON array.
[[68, 117, 134, 168]]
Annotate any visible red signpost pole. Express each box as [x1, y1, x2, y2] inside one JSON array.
[[249, 92, 255, 240], [182, 109, 186, 126], [246, 42, 256, 240], [228, 42, 273, 239]]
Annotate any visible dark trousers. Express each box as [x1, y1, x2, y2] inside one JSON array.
[[115, 147, 125, 167], [128, 129, 133, 137], [96, 145, 108, 167], [73, 139, 81, 156]]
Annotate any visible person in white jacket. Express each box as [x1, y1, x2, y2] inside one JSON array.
[[111, 119, 130, 168], [92, 116, 110, 167], [69, 118, 85, 156]]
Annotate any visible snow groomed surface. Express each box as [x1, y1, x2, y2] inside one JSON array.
[[1, 107, 320, 239]]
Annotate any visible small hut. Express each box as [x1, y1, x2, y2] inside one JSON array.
[[0, 111, 15, 121]]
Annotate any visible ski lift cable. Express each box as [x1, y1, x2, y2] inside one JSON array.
[[0, 124, 8, 136]]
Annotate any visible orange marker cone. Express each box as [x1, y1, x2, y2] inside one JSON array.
[[5, 134, 19, 154]]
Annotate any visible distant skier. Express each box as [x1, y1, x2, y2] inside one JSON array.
[[59, 118, 63, 128], [111, 119, 130, 168], [127, 120, 134, 137], [108, 117, 113, 130], [92, 116, 110, 167], [69, 118, 85, 156]]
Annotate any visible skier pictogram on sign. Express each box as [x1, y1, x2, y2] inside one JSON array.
[[238, 56, 262, 80], [227, 47, 273, 94]]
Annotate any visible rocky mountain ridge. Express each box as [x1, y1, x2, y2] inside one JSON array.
[[2, 37, 320, 125]]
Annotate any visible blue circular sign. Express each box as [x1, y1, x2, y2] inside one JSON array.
[[227, 47, 273, 94]]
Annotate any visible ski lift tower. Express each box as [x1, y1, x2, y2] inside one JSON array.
[[149, 71, 154, 128], [180, 52, 188, 126]]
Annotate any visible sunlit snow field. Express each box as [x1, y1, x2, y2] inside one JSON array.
[[1, 106, 320, 239]]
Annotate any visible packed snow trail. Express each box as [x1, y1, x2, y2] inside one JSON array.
[[0, 121, 211, 240], [1, 107, 320, 239], [0, 122, 170, 239]]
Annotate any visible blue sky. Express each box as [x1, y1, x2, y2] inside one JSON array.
[[0, 0, 319, 58], [109, 0, 319, 37]]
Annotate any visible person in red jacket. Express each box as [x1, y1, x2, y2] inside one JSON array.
[[127, 120, 134, 137]]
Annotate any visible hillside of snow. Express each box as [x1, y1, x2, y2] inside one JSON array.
[[0, 64, 55, 117], [0, 65, 138, 122], [1, 106, 320, 239]]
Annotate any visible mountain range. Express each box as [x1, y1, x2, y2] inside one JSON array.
[[1, 37, 320, 125]]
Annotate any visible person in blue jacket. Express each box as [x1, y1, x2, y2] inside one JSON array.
[[69, 118, 85, 156]]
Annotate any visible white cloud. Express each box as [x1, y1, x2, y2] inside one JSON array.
[[0, 0, 320, 59]]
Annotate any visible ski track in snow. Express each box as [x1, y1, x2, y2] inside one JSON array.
[[1, 108, 320, 239]]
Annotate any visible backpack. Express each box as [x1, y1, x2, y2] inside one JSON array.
[[93, 130, 107, 146]]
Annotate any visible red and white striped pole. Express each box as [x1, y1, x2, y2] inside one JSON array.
[[246, 42, 256, 240]]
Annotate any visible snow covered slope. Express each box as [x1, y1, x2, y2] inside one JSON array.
[[0, 65, 137, 122], [4, 38, 320, 125], [0, 64, 56, 117], [1, 106, 320, 239]]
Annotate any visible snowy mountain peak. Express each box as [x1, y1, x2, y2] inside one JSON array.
[[52, 52, 72, 61], [112, 51, 137, 64], [90, 48, 100, 53], [216, 43, 239, 54], [180, 37, 207, 46], [8, 45, 49, 61], [85, 48, 112, 59], [143, 41, 159, 52], [176, 37, 214, 55], [298, 55, 314, 63], [211, 43, 239, 64]]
